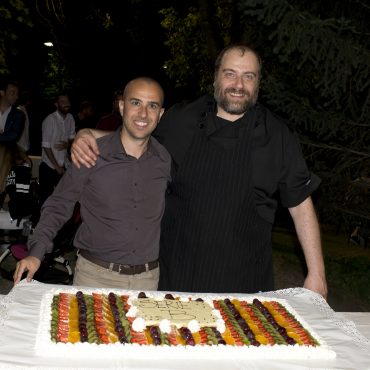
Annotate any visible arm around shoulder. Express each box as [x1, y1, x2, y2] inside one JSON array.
[[71, 128, 110, 168]]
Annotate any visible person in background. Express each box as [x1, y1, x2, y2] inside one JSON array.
[[0, 143, 17, 207], [14, 77, 171, 290], [0, 79, 26, 208], [74, 100, 95, 132], [0, 79, 25, 145], [96, 90, 123, 131], [0, 144, 34, 224], [71, 45, 328, 298], [39, 92, 75, 205], [17, 90, 32, 152]]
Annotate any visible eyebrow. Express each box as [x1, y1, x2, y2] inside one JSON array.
[[129, 98, 161, 106], [222, 68, 257, 76]]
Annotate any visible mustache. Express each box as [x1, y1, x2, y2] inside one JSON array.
[[224, 88, 248, 96]]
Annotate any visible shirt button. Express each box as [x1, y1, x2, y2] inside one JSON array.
[[134, 183, 137, 186], [134, 205, 137, 208]]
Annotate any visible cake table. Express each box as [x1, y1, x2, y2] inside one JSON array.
[[0, 280, 369, 370]]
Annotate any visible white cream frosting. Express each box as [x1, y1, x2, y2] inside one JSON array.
[[159, 319, 171, 334], [132, 317, 146, 332], [188, 319, 200, 333]]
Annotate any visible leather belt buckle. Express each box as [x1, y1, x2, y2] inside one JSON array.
[[118, 264, 136, 274], [118, 264, 131, 274]]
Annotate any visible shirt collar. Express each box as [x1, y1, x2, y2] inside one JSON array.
[[55, 110, 70, 121], [205, 99, 259, 136], [107, 128, 167, 161]]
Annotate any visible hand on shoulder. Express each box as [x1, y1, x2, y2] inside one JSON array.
[[71, 129, 100, 168]]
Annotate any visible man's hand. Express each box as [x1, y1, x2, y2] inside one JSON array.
[[71, 129, 100, 168], [303, 272, 328, 300], [13, 256, 41, 284]]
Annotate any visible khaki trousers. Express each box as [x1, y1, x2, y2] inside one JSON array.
[[73, 254, 159, 290]]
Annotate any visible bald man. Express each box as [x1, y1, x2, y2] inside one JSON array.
[[14, 77, 171, 289]]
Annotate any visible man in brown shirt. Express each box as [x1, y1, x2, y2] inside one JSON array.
[[13, 77, 171, 289]]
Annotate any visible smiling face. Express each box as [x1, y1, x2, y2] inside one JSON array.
[[55, 95, 71, 116], [119, 79, 164, 144], [214, 48, 260, 121]]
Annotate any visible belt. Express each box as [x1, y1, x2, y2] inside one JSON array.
[[79, 250, 158, 275]]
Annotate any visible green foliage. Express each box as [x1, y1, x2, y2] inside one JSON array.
[[159, 7, 212, 92], [272, 230, 370, 308], [39, 50, 75, 101], [159, 0, 236, 93], [0, 1, 33, 73], [325, 256, 370, 305], [237, 0, 370, 224]]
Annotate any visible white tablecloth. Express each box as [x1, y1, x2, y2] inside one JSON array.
[[0, 281, 369, 370], [338, 312, 370, 341]]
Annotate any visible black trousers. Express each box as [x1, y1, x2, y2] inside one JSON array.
[[39, 162, 63, 206]]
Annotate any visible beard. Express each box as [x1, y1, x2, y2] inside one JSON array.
[[59, 106, 71, 115], [214, 84, 258, 115]]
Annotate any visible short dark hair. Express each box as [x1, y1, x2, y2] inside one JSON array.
[[79, 100, 93, 111], [0, 77, 19, 92], [214, 44, 262, 80], [54, 91, 69, 103], [112, 90, 123, 102]]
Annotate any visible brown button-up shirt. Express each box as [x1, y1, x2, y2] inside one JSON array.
[[28, 129, 171, 265]]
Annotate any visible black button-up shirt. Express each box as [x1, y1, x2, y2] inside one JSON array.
[[154, 96, 320, 224]]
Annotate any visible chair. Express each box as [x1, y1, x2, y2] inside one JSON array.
[[0, 212, 74, 284], [0, 178, 76, 284]]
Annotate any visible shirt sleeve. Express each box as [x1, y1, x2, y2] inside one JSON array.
[[0, 109, 25, 143], [27, 164, 89, 260], [278, 129, 321, 208], [68, 116, 76, 139], [41, 116, 54, 148]]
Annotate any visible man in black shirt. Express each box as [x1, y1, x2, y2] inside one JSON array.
[[70, 45, 327, 298]]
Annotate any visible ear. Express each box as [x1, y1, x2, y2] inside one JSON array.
[[159, 108, 165, 120], [119, 100, 124, 115]]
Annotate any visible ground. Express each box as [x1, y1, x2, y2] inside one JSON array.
[[272, 226, 370, 312]]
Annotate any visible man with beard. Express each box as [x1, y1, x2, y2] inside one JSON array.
[[39, 92, 76, 205], [14, 78, 171, 289], [71, 45, 327, 298]]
